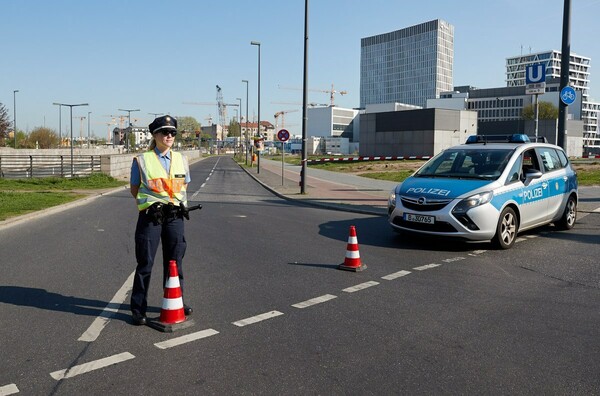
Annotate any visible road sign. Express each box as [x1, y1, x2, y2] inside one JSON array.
[[525, 63, 546, 95], [277, 129, 290, 142], [526, 63, 546, 84], [560, 86, 576, 106]]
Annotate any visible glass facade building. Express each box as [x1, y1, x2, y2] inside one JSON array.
[[360, 19, 454, 108]]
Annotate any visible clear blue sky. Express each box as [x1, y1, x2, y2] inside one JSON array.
[[2, 0, 599, 139]]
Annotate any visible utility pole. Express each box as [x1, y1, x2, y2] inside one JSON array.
[[557, 0, 571, 151]]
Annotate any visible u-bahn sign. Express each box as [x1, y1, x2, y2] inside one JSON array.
[[525, 63, 546, 95]]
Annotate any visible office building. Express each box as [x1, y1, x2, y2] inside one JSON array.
[[506, 50, 599, 154], [360, 19, 454, 108]]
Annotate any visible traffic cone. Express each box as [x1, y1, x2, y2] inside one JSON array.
[[148, 260, 195, 333], [338, 225, 366, 272]]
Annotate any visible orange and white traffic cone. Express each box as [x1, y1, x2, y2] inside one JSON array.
[[148, 260, 195, 332], [338, 225, 366, 272]]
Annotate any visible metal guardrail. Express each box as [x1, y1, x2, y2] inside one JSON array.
[[0, 155, 101, 179]]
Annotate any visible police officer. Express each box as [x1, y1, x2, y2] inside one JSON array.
[[129, 115, 192, 326]]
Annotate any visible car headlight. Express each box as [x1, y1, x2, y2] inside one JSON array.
[[388, 190, 396, 207], [452, 191, 493, 214]]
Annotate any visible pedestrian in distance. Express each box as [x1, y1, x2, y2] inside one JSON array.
[[129, 115, 193, 326]]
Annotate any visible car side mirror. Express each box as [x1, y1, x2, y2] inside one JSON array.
[[524, 169, 543, 180]]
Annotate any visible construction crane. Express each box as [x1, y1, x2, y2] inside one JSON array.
[[278, 83, 348, 106], [274, 109, 299, 130], [271, 101, 329, 107]]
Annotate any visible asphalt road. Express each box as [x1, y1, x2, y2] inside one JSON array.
[[1, 156, 599, 395]]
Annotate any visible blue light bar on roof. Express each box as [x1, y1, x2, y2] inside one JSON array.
[[465, 134, 531, 144]]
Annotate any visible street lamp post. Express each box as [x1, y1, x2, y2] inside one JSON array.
[[87, 111, 92, 148], [118, 108, 140, 151], [236, 97, 242, 155], [13, 90, 18, 149], [242, 79, 249, 165], [54, 103, 88, 177], [53, 103, 63, 147], [251, 41, 261, 174]]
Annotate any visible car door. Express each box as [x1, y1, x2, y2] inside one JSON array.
[[537, 147, 569, 221], [519, 148, 549, 228]]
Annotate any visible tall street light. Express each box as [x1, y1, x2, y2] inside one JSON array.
[[242, 79, 249, 164], [13, 90, 18, 148], [53, 103, 63, 147], [55, 103, 88, 177], [87, 111, 92, 148], [119, 108, 140, 151], [251, 41, 261, 173], [236, 97, 242, 153]]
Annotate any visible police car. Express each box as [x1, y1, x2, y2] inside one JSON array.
[[388, 134, 578, 249]]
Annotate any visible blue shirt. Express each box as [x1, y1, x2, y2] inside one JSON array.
[[130, 148, 191, 186]]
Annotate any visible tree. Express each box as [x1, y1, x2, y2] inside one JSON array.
[[228, 119, 241, 137], [27, 127, 59, 149], [522, 101, 559, 120], [177, 116, 201, 136], [0, 102, 11, 145]]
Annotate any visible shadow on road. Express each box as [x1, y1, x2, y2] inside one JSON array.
[[0, 286, 144, 322]]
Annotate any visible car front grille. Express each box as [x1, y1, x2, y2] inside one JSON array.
[[400, 196, 452, 212]]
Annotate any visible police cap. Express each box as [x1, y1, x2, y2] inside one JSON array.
[[149, 115, 177, 134]]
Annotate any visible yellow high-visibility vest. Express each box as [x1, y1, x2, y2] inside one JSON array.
[[135, 150, 188, 211]]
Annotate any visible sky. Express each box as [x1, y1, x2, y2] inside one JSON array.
[[2, 0, 600, 139]]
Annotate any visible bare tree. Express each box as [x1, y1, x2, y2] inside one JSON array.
[[0, 102, 11, 144]]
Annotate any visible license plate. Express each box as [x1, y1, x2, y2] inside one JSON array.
[[404, 213, 435, 224]]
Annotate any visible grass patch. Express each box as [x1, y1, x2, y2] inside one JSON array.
[[0, 173, 126, 191], [360, 170, 415, 183], [576, 169, 600, 186], [0, 191, 84, 221], [0, 173, 126, 221]]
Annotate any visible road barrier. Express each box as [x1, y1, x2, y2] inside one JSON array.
[[0, 155, 101, 178], [307, 155, 431, 165]]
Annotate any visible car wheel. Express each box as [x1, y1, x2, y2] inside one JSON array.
[[493, 207, 518, 249], [556, 195, 577, 230]]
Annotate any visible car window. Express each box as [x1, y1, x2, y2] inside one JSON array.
[[557, 149, 569, 168], [505, 155, 522, 184], [538, 148, 563, 172], [522, 149, 541, 173]]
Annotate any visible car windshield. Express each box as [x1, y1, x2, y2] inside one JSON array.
[[415, 148, 513, 180]]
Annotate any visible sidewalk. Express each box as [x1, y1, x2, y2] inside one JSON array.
[[241, 158, 398, 216]]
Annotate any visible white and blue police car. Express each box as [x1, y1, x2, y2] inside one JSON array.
[[388, 134, 578, 249]]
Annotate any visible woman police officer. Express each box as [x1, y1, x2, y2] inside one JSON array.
[[129, 115, 192, 326]]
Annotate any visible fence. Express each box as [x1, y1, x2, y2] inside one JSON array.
[[0, 155, 101, 179]]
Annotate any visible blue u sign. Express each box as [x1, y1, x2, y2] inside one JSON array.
[[526, 63, 546, 84]]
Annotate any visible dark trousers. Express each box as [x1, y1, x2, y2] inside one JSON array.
[[131, 211, 187, 314]]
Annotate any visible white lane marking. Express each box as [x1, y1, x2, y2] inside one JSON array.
[[413, 263, 441, 271], [0, 384, 19, 395], [381, 270, 411, 280], [524, 235, 538, 239], [342, 281, 379, 293], [233, 311, 284, 327], [154, 329, 219, 349], [50, 352, 135, 380], [292, 294, 337, 309], [468, 249, 487, 256], [78, 271, 135, 342], [191, 157, 221, 199], [594, 207, 600, 213], [442, 257, 466, 263], [516, 237, 527, 243]]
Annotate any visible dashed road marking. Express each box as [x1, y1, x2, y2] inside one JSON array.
[[49, 352, 135, 380], [292, 294, 337, 308], [442, 257, 466, 263], [154, 329, 219, 349], [0, 383, 19, 395], [233, 311, 284, 327], [342, 281, 379, 293], [413, 263, 441, 271], [79, 271, 135, 342], [381, 270, 411, 280]]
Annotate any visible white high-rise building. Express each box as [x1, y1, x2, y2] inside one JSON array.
[[506, 50, 600, 153], [360, 19, 454, 109]]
